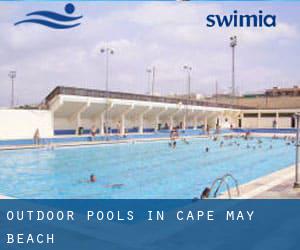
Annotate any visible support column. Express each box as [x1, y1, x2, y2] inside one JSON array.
[[204, 116, 208, 131], [155, 115, 160, 132], [119, 105, 134, 135], [99, 112, 105, 135], [76, 113, 81, 134], [182, 115, 186, 130], [121, 113, 125, 135], [70, 102, 90, 135], [169, 116, 174, 130], [258, 112, 261, 128], [104, 102, 114, 134], [138, 107, 152, 134], [154, 107, 168, 132], [139, 114, 144, 134], [240, 113, 244, 128], [193, 116, 198, 130], [276, 112, 279, 129]]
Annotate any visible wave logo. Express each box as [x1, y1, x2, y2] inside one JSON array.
[[14, 3, 82, 29]]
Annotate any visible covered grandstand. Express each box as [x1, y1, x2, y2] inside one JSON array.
[[45, 86, 242, 135]]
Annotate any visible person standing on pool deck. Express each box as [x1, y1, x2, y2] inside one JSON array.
[[116, 121, 121, 135], [33, 128, 41, 145], [272, 119, 277, 129], [90, 125, 97, 140]]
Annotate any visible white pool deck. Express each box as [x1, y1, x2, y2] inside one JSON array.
[[0, 133, 211, 151], [219, 165, 300, 199]]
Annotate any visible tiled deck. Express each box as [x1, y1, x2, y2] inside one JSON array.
[[220, 165, 300, 199], [0, 134, 211, 151]]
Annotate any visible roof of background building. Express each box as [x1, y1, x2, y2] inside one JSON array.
[[45, 86, 251, 110]]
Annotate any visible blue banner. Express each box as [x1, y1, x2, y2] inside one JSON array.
[[0, 199, 300, 250]]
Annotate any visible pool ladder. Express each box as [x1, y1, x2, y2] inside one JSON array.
[[209, 173, 240, 199]]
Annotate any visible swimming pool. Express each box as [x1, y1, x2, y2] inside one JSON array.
[[0, 136, 295, 198]]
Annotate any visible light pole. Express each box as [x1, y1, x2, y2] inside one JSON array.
[[183, 65, 192, 130], [183, 65, 192, 102], [8, 71, 16, 108], [294, 113, 300, 188], [146, 66, 156, 95], [100, 47, 114, 136], [230, 36, 237, 98], [215, 80, 218, 103], [100, 47, 114, 93], [146, 68, 152, 95], [152, 66, 156, 96]]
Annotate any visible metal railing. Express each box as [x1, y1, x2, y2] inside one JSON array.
[[209, 173, 240, 198], [45, 86, 251, 109]]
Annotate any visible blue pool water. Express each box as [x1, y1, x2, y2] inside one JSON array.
[[0, 137, 295, 199]]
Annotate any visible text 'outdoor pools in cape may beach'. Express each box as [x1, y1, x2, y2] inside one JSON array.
[[4, 209, 254, 245]]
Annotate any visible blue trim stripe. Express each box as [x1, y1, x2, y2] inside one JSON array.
[[2, 0, 300, 2], [0, 128, 296, 147]]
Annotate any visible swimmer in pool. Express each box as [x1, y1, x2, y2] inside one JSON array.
[[200, 187, 211, 199], [205, 147, 209, 153], [182, 138, 190, 144], [106, 184, 124, 189], [78, 174, 96, 184], [90, 174, 96, 183]]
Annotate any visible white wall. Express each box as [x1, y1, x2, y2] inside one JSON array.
[[218, 116, 237, 128], [0, 109, 53, 140], [242, 118, 259, 128], [54, 117, 76, 130], [278, 117, 291, 128], [259, 117, 275, 128], [242, 117, 292, 128]]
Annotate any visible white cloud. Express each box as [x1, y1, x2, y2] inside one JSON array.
[[0, 2, 300, 106]]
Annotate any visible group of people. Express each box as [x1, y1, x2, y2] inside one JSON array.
[[81, 121, 127, 140], [168, 128, 191, 148], [198, 131, 295, 156]]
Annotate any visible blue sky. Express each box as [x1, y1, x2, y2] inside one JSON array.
[[0, 1, 300, 106]]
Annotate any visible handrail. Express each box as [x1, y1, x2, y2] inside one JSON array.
[[209, 173, 240, 198], [222, 173, 240, 197], [210, 177, 232, 198]]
